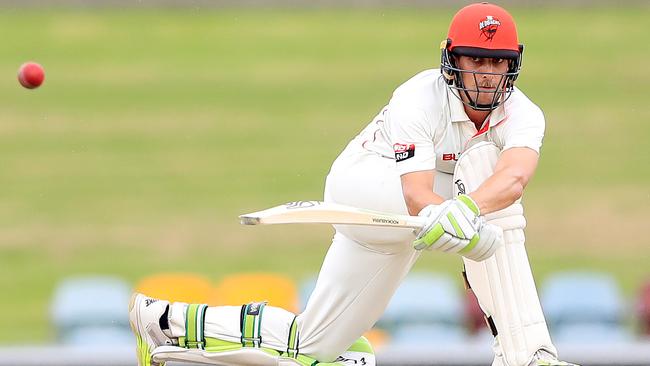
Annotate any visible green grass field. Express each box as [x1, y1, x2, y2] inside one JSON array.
[[0, 7, 649, 343]]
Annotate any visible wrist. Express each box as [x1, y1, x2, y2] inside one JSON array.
[[417, 201, 452, 218], [417, 204, 438, 217], [457, 194, 480, 216]]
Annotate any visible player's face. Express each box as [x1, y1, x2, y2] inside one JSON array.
[[455, 55, 510, 107]]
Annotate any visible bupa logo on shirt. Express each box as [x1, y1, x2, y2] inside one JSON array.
[[393, 143, 415, 162], [442, 153, 460, 161]]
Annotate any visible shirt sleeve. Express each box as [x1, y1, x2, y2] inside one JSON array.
[[385, 98, 437, 176], [501, 105, 546, 153]]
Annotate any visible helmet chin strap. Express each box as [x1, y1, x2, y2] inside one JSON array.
[[461, 89, 498, 111], [458, 80, 502, 111]]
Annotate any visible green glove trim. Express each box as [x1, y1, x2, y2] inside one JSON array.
[[413, 223, 444, 250], [457, 194, 480, 216], [459, 233, 480, 254], [446, 212, 465, 239]]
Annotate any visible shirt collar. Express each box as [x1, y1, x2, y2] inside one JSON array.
[[445, 87, 507, 128], [446, 88, 471, 122], [488, 102, 507, 127]]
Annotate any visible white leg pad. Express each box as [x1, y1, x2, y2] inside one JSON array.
[[152, 343, 375, 366], [153, 346, 279, 366], [454, 142, 556, 366], [155, 301, 376, 366]]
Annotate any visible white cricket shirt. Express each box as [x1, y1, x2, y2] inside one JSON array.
[[353, 69, 545, 176]]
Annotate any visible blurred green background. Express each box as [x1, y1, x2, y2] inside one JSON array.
[[0, 5, 649, 343]]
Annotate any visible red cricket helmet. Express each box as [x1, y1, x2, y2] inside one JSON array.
[[441, 2, 524, 110]]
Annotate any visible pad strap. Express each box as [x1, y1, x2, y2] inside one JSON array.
[[286, 316, 300, 358], [181, 303, 208, 349], [240, 302, 267, 348]]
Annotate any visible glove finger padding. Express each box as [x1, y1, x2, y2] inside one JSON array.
[[426, 229, 450, 251], [413, 197, 479, 252], [435, 232, 469, 253], [462, 222, 504, 262]]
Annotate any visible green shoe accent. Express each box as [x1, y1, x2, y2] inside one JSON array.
[[347, 336, 374, 354], [134, 333, 159, 366], [128, 293, 164, 366], [307, 336, 375, 366]]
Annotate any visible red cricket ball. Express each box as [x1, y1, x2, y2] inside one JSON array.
[[18, 62, 45, 89]]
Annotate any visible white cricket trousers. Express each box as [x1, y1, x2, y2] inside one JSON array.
[[295, 143, 453, 361]]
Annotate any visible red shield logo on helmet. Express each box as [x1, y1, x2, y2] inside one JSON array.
[[479, 15, 500, 41]]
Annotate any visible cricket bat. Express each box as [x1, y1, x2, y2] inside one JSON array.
[[239, 201, 427, 229]]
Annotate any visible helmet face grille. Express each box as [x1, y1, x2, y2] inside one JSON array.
[[440, 47, 523, 111], [441, 2, 523, 111]]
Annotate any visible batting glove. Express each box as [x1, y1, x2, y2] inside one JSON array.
[[413, 195, 500, 261], [467, 219, 503, 261]]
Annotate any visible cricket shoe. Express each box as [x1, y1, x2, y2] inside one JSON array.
[[129, 293, 174, 366], [530, 350, 580, 366]]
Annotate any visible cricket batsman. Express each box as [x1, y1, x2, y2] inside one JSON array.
[[129, 3, 578, 366]]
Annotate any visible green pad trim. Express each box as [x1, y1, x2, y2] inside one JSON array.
[[241, 302, 267, 348], [185, 336, 372, 366], [307, 336, 375, 366], [182, 303, 208, 349], [286, 316, 300, 358], [202, 337, 284, 358]]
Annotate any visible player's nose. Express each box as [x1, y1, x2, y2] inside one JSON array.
[[480, 59, 501, 75]]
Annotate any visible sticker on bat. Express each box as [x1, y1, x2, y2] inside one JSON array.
[[285, 201, 322, 209]]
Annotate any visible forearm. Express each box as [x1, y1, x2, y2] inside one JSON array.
[[400, 170, 446, 215], [469, 168, 526, 215], [466, 147, 539, 215]]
